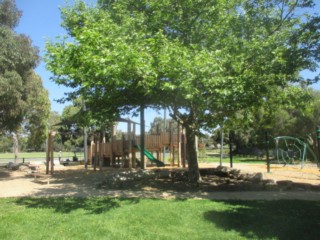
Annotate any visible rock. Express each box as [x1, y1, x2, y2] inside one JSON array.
[[156, 170, 170, 179], [264, 183, 278, 191], [262, 179, 277, 190], [18, 165, 32, 174], [229, 169, 241, 179], [214, 166, 230, 177], [237, 174, 247, 180], [247, 173, 263, 183], [291, 183, 311, 191], [29, 165, 38, 171], [199, 168, 215, 176], [262, 179, 276, 185], [276, 180, 293, 190], [7, 162, 19, 170], [171, 170, 188, 181]]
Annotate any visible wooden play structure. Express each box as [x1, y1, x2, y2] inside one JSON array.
[[87, 119, 187, 170]]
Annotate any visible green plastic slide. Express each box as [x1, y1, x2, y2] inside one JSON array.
[[135, 145, 165, 167]]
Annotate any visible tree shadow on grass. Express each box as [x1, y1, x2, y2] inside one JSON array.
[[204, 200, 320, 240], [15, 197, 140, 214]]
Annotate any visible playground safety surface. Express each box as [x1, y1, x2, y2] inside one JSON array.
[[0, 163, 319, 200]]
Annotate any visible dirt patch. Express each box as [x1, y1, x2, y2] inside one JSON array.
[[0, 162, 319, 200]]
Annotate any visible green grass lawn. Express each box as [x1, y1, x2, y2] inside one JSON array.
[[0, 152, 84, 161], [0, 198, 319, 240], [199, 155, 266, 164]]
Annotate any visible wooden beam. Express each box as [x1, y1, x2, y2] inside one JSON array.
[[128, 119, 132, 169], [132, 123, 136, 168], [140, 105, 145, 169]]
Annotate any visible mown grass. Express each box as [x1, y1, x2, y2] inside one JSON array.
[[199, 155, 266, 164], [0, 152, 83, 160], [0, 198, 319, 240]]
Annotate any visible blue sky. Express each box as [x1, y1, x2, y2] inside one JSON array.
[[15, 0, 96, 114], [14, 0, 320, 131]]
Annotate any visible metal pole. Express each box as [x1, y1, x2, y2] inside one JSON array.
[[220, 125, 224, 166], [83, 100, 88, 169], [229, 130, 234, 168]]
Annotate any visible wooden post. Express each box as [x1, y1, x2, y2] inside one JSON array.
[[88, 139, 94, 165], [182, 128, 187, 168], [128, 119, 132, 169], [140, 105, 145, 169], [50, 132, 54, 175], [229, 130, 235, 168], [84, 127, 88, 169], [266, 131, 270, 173], [163, 108, 167, 164], [12, 134, 18, 164], [45, 131, 56, 175], [156, 150, 160, 162], [83, 100, 88, 169], [170, 121, 174, 166], [109, 124, 114, 167], [178, 124, 182, 167], [132, 123, 136, 168], [99, 129, 105, 171], [46, 134, 49, 175], [93, 133, 98, 171], [121, 133, 126, 168]]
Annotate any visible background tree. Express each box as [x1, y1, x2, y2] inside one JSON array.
[[0, 1, 48, 128], [59, 102, 84, 151], [222, 87, 320, 157], [0, 0, 50, 153], [23, 71, 50, 151], [57, 99, 108, 152], [46, 0, 320, 183], [148, 116, 178, 134]]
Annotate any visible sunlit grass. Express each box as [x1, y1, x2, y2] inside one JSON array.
[[0, 152, 84, 161], [199, 155, 266, 164], [0, 198, 318, 240]]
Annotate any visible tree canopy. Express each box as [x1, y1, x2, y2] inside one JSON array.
[[46, 0, 320, 182]]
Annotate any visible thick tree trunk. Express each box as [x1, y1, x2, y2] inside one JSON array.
[[185, 126, 201, 184]]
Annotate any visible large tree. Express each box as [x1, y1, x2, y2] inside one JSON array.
[[46, 0, 319, 183], [0, 0, 50, 138], [23, 71, 50, 150]]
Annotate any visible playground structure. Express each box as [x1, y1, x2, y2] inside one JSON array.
[[274, 136, 319, 168], [44, 118, 320, 174], [87, 119, 187, 169]]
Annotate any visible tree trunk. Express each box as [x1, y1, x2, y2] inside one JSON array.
[[185, 125, 201, 184]]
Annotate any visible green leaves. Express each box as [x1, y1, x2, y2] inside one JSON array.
[[0, 1, 49, 136], [46, 0, 319, 132], [0, 0, 21, 29]]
